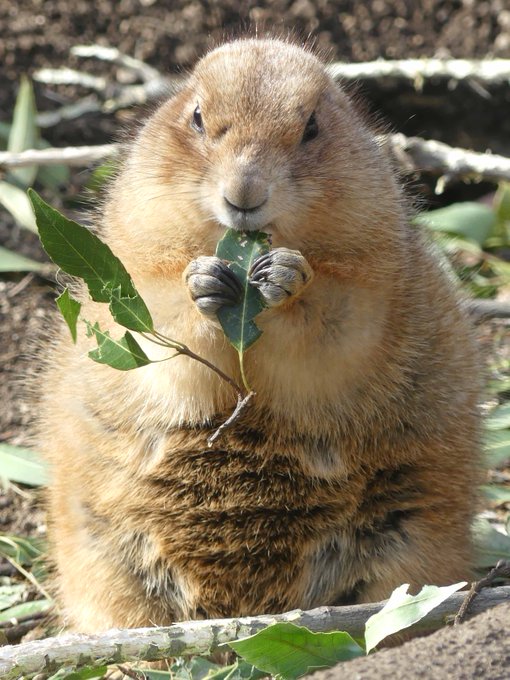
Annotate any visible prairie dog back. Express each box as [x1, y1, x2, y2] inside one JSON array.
[[38, 38, 481, 632]]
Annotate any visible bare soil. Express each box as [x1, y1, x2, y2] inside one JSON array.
[[1, 0, 510, 676]]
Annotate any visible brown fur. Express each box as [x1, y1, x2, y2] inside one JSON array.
[[37, 38, 482, 632]]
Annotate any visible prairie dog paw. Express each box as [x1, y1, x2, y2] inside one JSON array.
[[249, 248, 313, 307], [184, 256, 242, 318]]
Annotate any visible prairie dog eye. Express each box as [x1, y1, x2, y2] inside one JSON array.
[[302, 111, 318, 143], [192, 105, 204, 133]]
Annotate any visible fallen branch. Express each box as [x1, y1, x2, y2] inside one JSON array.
[[327, 58, 510, 87], [385, 133, 510, 186], [2, 134, 510, 187], [0, 586, 508, 679], [0, 144, 119, 168]]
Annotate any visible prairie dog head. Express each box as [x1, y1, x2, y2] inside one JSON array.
[[106, 39, 404, 271]]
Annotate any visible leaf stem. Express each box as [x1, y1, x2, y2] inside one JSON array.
[[238, 350, 252, 393], [146, 331, 245, 397]]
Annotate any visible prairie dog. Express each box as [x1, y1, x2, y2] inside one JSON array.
[[38, 38, 482, 632]]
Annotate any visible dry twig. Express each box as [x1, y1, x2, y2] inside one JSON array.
[[454, 560, 510, 625]]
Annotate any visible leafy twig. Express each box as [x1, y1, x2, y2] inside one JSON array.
[[0, 588, 508, 679]]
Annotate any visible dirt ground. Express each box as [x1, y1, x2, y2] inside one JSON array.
[[1, 0, 510, 677], [310, 602, 510, 680]]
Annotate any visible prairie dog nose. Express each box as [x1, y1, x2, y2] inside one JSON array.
[[223, 174, 269, 212]]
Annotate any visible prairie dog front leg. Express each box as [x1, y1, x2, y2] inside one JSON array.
[[249, 248, 314, 307]]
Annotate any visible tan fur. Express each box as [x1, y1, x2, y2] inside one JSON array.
[[36, 38, 482, 632]]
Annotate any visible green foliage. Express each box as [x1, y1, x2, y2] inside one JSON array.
[[7, 76, 39, 188], [47, 666, 108, 680], [29, 191, 150, 316], [215, 229, 270, 352], [0, 245, 44, 272], [0, 443, 48, 486], [86, 321, 151, 370], [363, 582, 466, 653], [0, 598, 51, 624], [225, 623, 364, 680], [472, 517, 510, 569], [415, 186, 510, 298], [0, 180, 37, 232], [215, 229, 270, 390], [57, 288, 81, 342], [415, 202, 496, 246]]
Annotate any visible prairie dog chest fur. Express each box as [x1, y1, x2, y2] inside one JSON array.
[[38, 38, 482, 632]]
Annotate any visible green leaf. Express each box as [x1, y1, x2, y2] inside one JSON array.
[[486, 402, 510, 430], [0, 584, 26, 611], [215, 229, 270, 353], [109, 285, 154, 332], [0, 534, 45, 566], [481, 484, 510, 505], [86, 321, 152, 370], [0, 444, 48, 486], [7, 76, 39, 187], [0, 180, 37, 231], [415, 202, 496, 246], [364, 582, 466, 653], [225, 622, 364, 680], [483, 429, 510, 467], [28, 191, 150, 316], [207, 659, 267, 680], [0, 245, 44, 272], [0, 598, 51, 623], [57, 289, 81, 343], [47, 666, 108, 680], [472, 518, 510, 569]]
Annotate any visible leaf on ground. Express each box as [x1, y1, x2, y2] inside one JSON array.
[[57, 289, 81, 342], [0, 584, 26, 611], [0, 534, 45, 566], [0, 245, 44, 272], [364, 582, 466, 653], [205, 659, 267, 680], [0, 180, 37, 231], [215, 229, 270, 353], [47, 665, 108, 680], [225, 622, 364, 680], [86, 321, 152, 370], [28, 191, 153, 335], [0, 444, 48, 486], [481, 484, 510, 505], [485, 402, 510, 430], [0, 598, 52, 624], [472, 517, 510, 568], [7, 76, 39, 187], [414, 202, 496, 246], [483, 429, 510, 468]]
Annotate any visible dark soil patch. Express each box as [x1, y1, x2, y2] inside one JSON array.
[[310, 602, 510, 680]]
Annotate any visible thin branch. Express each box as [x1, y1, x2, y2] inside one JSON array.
[[34, 68, 108, 92], [2, 136, 510, 187], [327, 58, 510, 87], [455, 560, 510, 625], [0, 587, 508, 679], [0, 144, 120, 168], [384, 133, 510, 185], [71, 45, 162, 83]]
